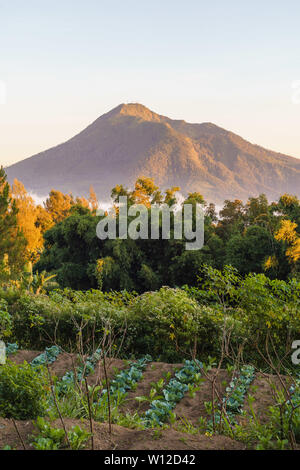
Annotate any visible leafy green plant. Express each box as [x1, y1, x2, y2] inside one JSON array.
[[93, 355, 152, 420], [224, 365, 256, 415], [56, 348, 102, 394], [206, 364, 255, 431], [5, 342, 19, 355], [0, 299, 12, 339], [67, 425, 91, 450], [0, 361, 48, 419], [31, 417, 90, 450], [31, 346, 61, 367], [135, 377, 165, 405], [106, 355, 152, 395], [145, 360, 203, 426], [174, 416, 200, 435]]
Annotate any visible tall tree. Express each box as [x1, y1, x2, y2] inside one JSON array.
[[88, 185, 98, 213], [0, 168, 26, 273], [44, 190, 74, 223], [12, 179, 43, 261]]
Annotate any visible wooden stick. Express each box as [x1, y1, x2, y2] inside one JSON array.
[[102, 354, 112, 434], [46, 364, 70, 448], [84, 377, 94, 450], [12, 418, 26, 450]]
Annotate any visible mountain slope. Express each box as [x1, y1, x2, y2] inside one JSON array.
[[6, 103, 300, 203]]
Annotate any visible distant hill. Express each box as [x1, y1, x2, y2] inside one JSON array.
[[6, 103, 300, 204]]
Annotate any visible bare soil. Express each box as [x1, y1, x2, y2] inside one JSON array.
[[123, 362, 181, 415], [9, 350, 42, 365], [174, 369, 231, 426], [239, 372, 291, 424], [0, 418, 245, 450]]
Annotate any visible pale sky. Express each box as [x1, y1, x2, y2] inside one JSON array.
[[1, 0, 300, 167]]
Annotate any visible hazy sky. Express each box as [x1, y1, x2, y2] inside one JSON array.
[[1, 0, 300, 166]]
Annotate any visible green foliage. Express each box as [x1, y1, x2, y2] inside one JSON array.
[[10, 288, 129, 350], [2, 267, 300, 366], [5, 342, 19, 355], [33, 189, 300, 292], [214, 365, 255, 425], [145, 360, 203, 426], [67, 425, 91, 450], [225, 225, 274, 275], [53, 356, 151, 425], [56, 348, 102, 395], [127, 287, 205, 361], [0, 361, 48, 419], [227, 377, 300, 450], [31, 417, 90, 450], [0, 299, 12, 339], [31, 346, 61, 367], [108, 355, 152, 394], [0, 167, 27, 277]]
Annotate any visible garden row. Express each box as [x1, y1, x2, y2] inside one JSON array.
[[4, 345, 259, 430]]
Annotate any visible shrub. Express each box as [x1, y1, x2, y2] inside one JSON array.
[[0, 361, 48, 419], [31, 417, 91, 450], [127, 287, 209, 361], [0, 299, 12, 339], [10, 289, 129, 350]]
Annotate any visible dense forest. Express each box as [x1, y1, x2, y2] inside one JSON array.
[[1, 167, 299, 292]]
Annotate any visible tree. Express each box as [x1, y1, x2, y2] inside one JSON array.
[[35, 210, 101, 290], [88, 185, 98, 213], [275, 219, 300, 265], [245, 194, 270, 226], [35, 205, 54, 233], [184, 192, 205, 206], [225, 225, 274, 275], [132, 177, 161, 207], [12, 179, 43, 261], [276, 194, 300, 228], [0, 167, 26, 274], [164, 186, 181, 207], [216, 199, 245, 241], [44, 190, 74, 223]]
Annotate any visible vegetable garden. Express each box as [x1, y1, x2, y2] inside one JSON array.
[[1, 342, 300, 450], [1, 267, 300, 450]]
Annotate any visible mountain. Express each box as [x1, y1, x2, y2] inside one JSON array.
[[5, 103, 300, 204]]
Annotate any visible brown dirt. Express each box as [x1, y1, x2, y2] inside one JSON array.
[[173, 369, 231, 426], [49, 352, 79, 378], [86, 358, 127, 387], [0, 418, 245, 450], [241, 372, 291, 424], [123, 362, 182, 415], [9, 350, 42, 365]]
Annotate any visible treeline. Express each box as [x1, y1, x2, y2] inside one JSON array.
[[0, 168, 299, 291]]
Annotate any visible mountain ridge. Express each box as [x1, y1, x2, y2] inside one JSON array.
[[5, 103, 300, 203]]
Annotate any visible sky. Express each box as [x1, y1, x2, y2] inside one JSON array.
[[0, 0, 300, 167]]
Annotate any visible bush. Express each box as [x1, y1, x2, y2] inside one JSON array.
[[3, 272, 300, 366], [0, 299, 12, 340], [0, 361, 48, 419], [126, 287, 216, 361], [10, 289, 129, 350]]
